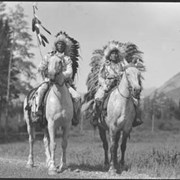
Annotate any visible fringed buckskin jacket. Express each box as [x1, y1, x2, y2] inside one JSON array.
[[38, 51, 73, 85], [98, 59, 124, 92]]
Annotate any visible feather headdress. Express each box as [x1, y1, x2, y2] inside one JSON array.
[[123, 42, 145, 72], [54, 31, 80, 80], [85, 48, 104, 101], [85, 41, 123, 102], [104, 40, 123, 59], [84, 41, 145, 103]]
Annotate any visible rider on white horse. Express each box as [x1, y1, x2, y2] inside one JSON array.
[[92, 41, 143, 127], [33, 32, 81, 126]]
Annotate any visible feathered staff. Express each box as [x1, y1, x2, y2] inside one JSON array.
[[32, 3, 51, 48]]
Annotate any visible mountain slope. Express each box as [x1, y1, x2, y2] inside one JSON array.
[[146, 72, 180, 104], [158, 72, 180, 94]]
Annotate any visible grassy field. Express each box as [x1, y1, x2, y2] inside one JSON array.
[[0, 126, 180, 178]]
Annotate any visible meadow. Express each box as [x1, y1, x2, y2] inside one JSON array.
[[0, 126, 180, 179]]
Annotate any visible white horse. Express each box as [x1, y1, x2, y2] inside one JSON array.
[[24, 55, 74, 175], [97, 65, 142, 174]]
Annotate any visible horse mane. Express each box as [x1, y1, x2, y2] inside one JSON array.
[[124, 42, 143, 62], [123, 63, 144, 90]]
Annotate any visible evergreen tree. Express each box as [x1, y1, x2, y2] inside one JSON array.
[[0, 19, 11, 105], [7, 4, 36, 98], [0, 2, 7, 19], [0, 3, 37, 135]]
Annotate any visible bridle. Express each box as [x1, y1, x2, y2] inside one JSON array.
[[117, 68, 140, 100], [117, 69, 132, 99]]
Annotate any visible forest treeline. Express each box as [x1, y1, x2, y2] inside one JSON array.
[[0, 2, 36, 135]]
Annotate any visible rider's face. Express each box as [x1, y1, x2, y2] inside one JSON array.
[[56, 41, 66, 53], [109, 50, 119, 61]]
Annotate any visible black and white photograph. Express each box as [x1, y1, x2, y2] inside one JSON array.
[[0, 1, 180, 179]]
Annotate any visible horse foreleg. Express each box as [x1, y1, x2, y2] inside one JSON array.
[[48, 122, 57, 175], [109, 129, 118, 174], [114, 130, 121, 167], [58, 126, 69, 173], [98, 126, 109, 169], [26, 124, 35, 168], [43, 127, 51, 168], [120, 132, 128, 167]]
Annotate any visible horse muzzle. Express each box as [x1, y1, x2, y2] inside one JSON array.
[[132, 87, 141, 99]]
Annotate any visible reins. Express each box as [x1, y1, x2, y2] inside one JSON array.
[[117, 69, 133, 99]]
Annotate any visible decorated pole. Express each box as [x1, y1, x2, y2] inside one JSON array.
[[32, 3, 51, 59]]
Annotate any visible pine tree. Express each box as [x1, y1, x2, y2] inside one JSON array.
[[0, 3, 37, 136], [0, 2, 7, 20], [8, 4, 36, 97]]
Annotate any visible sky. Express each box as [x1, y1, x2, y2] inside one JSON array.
[[5, 2, 180, 93]]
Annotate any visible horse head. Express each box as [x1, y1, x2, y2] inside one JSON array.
[[47, 55, 63, 82], [124, 64, 142, 99]]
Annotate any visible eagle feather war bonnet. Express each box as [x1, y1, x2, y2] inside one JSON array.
[[54, 31, 80, 80]]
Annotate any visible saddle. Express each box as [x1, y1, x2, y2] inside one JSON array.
[[98, 83, 139, 125]]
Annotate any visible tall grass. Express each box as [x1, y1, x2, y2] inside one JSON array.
[[0, 128, 180, 178]]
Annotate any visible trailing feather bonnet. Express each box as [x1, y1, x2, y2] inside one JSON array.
[[53, 31, 80, 80]]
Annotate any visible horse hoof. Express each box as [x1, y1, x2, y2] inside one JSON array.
[[57, 165, 67, 173], [26, 163, 34, 168], [108, 167, 117, 175], [46, 160, 51, 168], [48, 169, 57, 176]]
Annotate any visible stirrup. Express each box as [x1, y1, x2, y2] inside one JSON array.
[[132, 119, 143, 127], [72, 115, 79, 126], [90, 110, 99, 126]]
